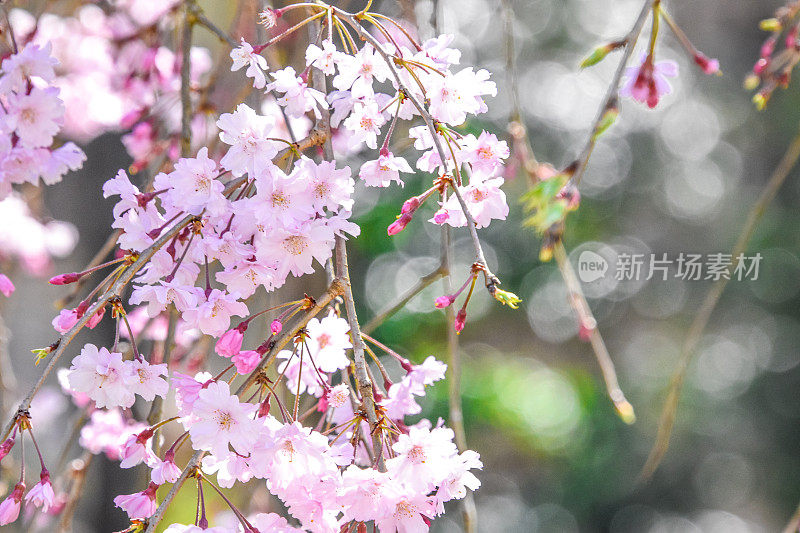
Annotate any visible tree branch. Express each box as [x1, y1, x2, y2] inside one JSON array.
[[639, 125, 800, 481]]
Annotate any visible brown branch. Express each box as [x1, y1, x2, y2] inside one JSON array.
[[553, 242, 635, 423], [334, 238, 386, 471], [639, 126, 800, 481]]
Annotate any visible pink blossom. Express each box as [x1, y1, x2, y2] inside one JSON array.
[[620, 54, 678, 108], [172, 371, 212, 416], [80, 409, 147, 460], [120, 430, 157, 469], [359, 152, 413, 188], [181, 380, 259, 456], [124, 359, 169, 401], [66, 344, 136, 409], [326, 384, 351, 409], [305, 40, 342, 76], [232, 349, 261, 374], [25, 470, 55, 512], [231, 38, 269, 89], [113, 482, 159, 520], [0, 483, 25, 526], [305, 311, 352, 372], [150, 457, 181, 485], [182, 289, 248, 337]]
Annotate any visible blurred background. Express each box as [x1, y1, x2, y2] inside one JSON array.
[[2, 0, 800, 531]]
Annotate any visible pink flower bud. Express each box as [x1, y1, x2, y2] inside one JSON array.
[[435, 295, 454, 309], [232, 350, 261, 375], [401, 196, 420, 215], [49, 272, 82, 285], [454, 308, 467, 333], [0, 436, 14, 463], [388, 213, 413, 236], [0, 483, 25, 525], [216, 328, 244, 358], [761, 36, 776, 59], [270, 319, 283, 335], [0, 274, 14, 297], [693, 52, 720, 75]]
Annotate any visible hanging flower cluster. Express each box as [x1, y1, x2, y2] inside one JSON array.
[[0, 2, 511, 531]]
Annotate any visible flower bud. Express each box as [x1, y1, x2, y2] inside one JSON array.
[[49, 272, 82, 285], [759, 18, 782, 32], [0, 436, 14, 464], [454, 308, 467, 334], [387, 213, 413, 236], [580, 41, 623, 69], [435, 295, 454, 309], [216, 328, 244, 358], [433, 209, 449, 224], [0, 483, 25, 525], [270, 319, 283, 335], [693, 52, 721, 75], [400, 196, 420, 215], [492, 289, 522, 309]]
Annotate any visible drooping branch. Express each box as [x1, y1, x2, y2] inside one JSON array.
[[640, 126, 800, 481]]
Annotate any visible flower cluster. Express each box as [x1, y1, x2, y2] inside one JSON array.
[[0, 41, 85, 199], [0, 3, 514, 532]]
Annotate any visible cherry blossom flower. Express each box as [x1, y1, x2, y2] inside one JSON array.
[[124, 359, 169, 401], [620, 54, 679, 108], [113, 482, 159, 520], [182, 380, 259, 456], [5, 87, 64, 148], [305, 311, 352, 372], [182, 289, 248, 337], [267, 66, 326, 118], [66, 344, 136, 409], [0, 483, 25, 526], [24, 470, 55, 512], [359, 152, 413, 187], [305, 40, 342, 76], [231, 38, 269, 89]]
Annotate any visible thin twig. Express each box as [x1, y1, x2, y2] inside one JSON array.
[[640, 127, 800, 481], [554, 242, 635, 423], [362, 266, 445, 334]]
